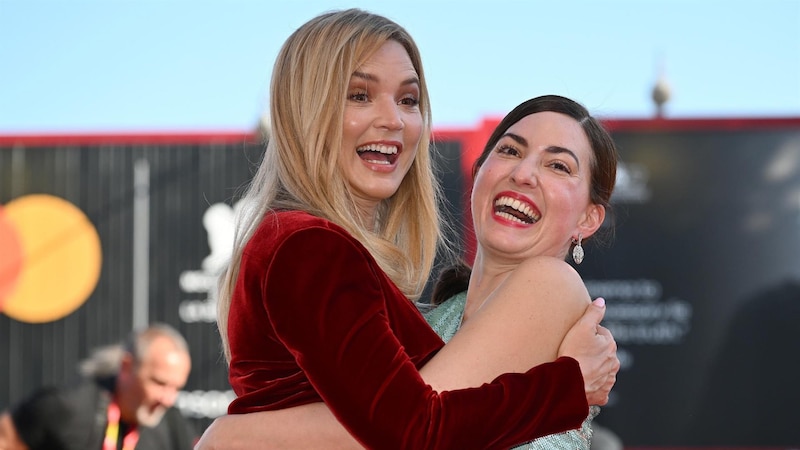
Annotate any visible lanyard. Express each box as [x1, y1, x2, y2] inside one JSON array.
[[104, 400, 139, 450]]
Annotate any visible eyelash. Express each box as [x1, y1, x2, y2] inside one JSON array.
[[496, 144, 520, 157], [349, 90, 369, 102], [495, 144, 573, 174], [400, 96, 420, 106], [549, 161, 572, 174], [347, 90, 420, 106]]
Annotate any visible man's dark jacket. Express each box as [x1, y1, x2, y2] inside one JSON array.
[[11, 376, 196, 450]]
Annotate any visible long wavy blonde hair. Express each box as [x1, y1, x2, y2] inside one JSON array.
[[217, 9, 445, 362]]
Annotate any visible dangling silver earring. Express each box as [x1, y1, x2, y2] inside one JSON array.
[[572, 234, 584, 265]]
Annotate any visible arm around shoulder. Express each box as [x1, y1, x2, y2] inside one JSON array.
[[427, 255, 591, 386], [195, 404, 362, 450], [257, 226, 588, 448]]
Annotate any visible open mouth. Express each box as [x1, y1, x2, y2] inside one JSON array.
[[357, 144, 399, 165], [494, 195, 540, 224]]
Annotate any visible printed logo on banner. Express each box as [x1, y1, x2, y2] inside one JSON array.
[[613, 161, 651, 203], [0, 194, 102, 323], [177, 200, 243, 420], [178, 201, 241, 323]]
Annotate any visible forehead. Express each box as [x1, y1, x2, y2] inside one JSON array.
[[506, 111, 591, 158], [354, 40, 416, 77]]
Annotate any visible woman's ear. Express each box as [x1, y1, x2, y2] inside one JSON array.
[[578, 204, 605, 239]]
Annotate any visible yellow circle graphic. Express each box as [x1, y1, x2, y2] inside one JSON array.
[[1, 194, 102, 323]]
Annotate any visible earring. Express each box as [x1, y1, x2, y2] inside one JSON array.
[[572, 234, 584, 265]]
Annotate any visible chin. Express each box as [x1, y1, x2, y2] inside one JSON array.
[[137, 404, 167, 427]]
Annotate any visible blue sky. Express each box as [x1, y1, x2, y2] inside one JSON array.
[[1, 0, 798, 134]]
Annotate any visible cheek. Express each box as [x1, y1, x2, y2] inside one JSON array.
[[341, 125, 357, 149], [404, 114, 423, 144], [342, 111, 366, 145], [472, 164, 500, 195], [470, 171, 493, 216], [549, 185, 591, 222]]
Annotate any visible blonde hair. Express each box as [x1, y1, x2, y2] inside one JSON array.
[[217, 9, 444, 362]]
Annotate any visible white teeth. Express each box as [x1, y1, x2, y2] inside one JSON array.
[[356, 144, 398, 155], [496, 211, 527, 224], [363, 157, 390, 165], [494, 196, 539, 222]]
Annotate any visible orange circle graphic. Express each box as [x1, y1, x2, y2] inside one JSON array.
[[0, 194, 102, 323]]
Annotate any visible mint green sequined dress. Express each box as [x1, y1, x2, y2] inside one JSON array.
[[422, 291, 599, 450]]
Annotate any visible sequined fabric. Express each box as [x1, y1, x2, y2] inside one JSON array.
[[422, 291, 598, 450]]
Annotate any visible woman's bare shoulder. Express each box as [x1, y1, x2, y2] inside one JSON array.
[[506, 255, 591, 308], [515, 255, 583, 280]]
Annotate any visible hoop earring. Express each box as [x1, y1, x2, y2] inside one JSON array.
[[572, 234, 584, 265]]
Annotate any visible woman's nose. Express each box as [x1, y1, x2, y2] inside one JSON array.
[[374, 99, 404, 130], [510, 161, 538, 187]]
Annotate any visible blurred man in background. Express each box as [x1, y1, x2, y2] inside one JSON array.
[[0, 323, 197, 449]]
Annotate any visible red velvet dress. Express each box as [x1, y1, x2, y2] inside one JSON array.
[[227, 210, 588, 449]]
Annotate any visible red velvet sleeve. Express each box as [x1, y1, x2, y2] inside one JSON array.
[[259, 225, 588, 449]]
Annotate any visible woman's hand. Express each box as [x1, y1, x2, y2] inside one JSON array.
[[558, 298, 620, 406]]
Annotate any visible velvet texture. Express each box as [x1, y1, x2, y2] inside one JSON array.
[[227, 210, 588, 449]]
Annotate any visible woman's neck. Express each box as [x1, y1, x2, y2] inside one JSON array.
[[354, 203, 377, 232], [462, 252, 515, 323]]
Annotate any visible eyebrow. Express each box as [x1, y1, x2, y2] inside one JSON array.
[[501, 132, 581, 169], [351, 71, 420, 88]]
